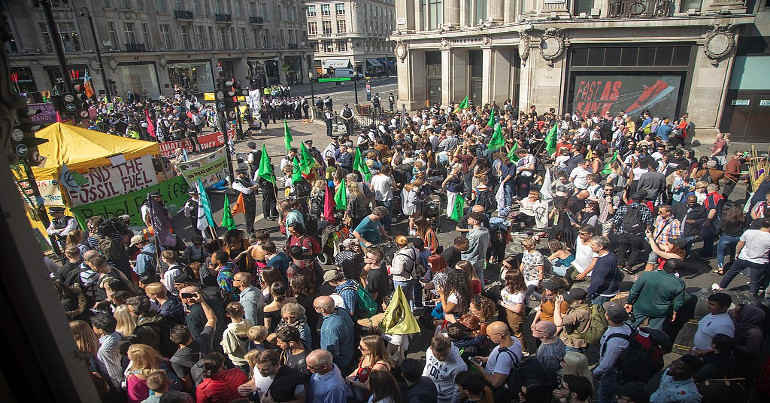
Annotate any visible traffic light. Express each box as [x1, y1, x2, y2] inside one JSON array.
[[10, 109, 47, 164]]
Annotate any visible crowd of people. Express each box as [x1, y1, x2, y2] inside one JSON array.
[[49, 96, 770, 403]]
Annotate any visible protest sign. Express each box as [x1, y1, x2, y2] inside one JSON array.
[[175, 146, 228, 188], [71, 176, 189, 227], [67, 154, 158, 207], [158, 131, 227, 157], [27, 103, 58, 124], [37, 179, 64, 206]]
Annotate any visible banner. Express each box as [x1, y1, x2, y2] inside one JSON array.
[[67, 154, 158, 207], [158, 131, 227, 158], [37, 179, 64, 206], [27, 103, 58, 124], [175, 146, 228, 188], [571, 74, 682, 118], [71, 176, 190, 228]]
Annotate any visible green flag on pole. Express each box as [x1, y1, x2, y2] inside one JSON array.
[[353, 147, 372, 182], [487, 124, 504, 152], [334, 178, 348, 210], [454, 96, 469, 113], [602, 151, 619, 175], [544, 123, 558, 156], [299, 142, 316, 175], [291, 157, 303, 184], [487, 109, 495, 127], [197, 179, 215, 229], [257, 144, 276, 184], [283, 120, 293, 151], [221, 193, 235, 230], [449, 194, 465, 222], [507, 142, 519, 162]]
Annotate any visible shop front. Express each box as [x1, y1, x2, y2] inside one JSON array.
[[564, 44, 693, 120], [114, 62, 161, 100], [721, 36, 770, 142], [425, 51, 442, 106], [167, 61, 215, 93]]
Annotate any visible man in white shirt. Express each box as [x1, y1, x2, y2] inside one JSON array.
[[470, 321, 522, 400], [715, 219, 770, 296], [423, 335, 467, 403], [569, 160, 593, 190], [370, 167, 394, 231], [692, 292, 735, 354]]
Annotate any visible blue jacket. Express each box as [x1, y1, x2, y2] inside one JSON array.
[[134, 243, 156, 276], [320, 308, 355, 370], [587, 252, 620, 298], [655, 124, 672, 141]]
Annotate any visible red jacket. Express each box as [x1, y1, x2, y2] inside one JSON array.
[[196, 368, 248, 403]]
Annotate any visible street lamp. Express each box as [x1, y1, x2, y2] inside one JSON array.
[[308, 70, 315, 120], [79, 7, 111, 101]]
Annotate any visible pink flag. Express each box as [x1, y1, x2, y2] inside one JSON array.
[[56, 111, 62, 122], [145, 109, 156, 138], [323, 184, 335, 224]]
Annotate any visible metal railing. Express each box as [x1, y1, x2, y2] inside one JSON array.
[[607, 0, 674, 17]]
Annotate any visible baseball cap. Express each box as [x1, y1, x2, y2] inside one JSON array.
[[603, 300, 629, 323], [323, 269, 343, 283], [564, 288, 587, 303], [130, 235, 146, 247]]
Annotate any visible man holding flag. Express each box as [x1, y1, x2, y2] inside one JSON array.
[[232, 167, 258, 234], [256, 144, 279, 220]]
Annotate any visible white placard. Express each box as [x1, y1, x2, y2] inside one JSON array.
[[67, 154, 158, 206]]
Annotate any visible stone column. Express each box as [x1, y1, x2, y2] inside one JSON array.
[[597, 0, 610, 17], [396, 0, 416, 32], [350, 1, 360, 34], [441, 48, 452, 106], [489, 0, 505, 23], [481, 47, 493, 104], [451, 49, 469, 102], [278, 56, 287, 84], [444, 0, 461, 29], [397, 49, 427, 110], [414, 0, 423, 31], [504, 0, 516, 22], [686, 44, 733, 131], [491, 48, 512, 103]]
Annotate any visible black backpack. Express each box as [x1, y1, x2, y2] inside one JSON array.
[[493, 347, 522, 401], [621, 204, 645, 235], [603, 326, 665, 383]]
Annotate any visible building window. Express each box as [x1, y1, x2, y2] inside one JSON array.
[[337, 39, 347, 52], [38, 22, 53, 53], [55, 22, 81, 52], [194, 26, 203, 48], [160, 24, 174, 49], [180, 25, 192, 49], [337, 20, 346, 33], [680, 0, 702, 10], [124, 22, 137, 45], [307, 5, 316, 17], [262, 30, 269, 48], [322, 21, 332, 35], [108, 21, 121, 49], [573, 0, 594, 14], [156, 0, 166, 12], [249, 1, 257, 16], [207, 26, 214, 48], [335, 3, 345, 15], [308, 22, 317, 35], [143, 23, 153, 49], [219, 27, 230, 48], [421, 0, 443, 30], [279, 30, 285, 48], [321, 4, 330, 16], [323, 40, 333, 52]]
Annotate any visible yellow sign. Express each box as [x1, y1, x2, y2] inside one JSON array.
[[203, 92, 215, 101], [237, 96, 246, 101]]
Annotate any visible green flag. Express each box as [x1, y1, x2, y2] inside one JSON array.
[[257, 144, 276, 184], [487, 124, 504, 152], [602, 151, 619, 175], [283, 120, 293, 151], [454, 95, 469, 113], [544, 123, 558, 155], [299, 142, 316, 175], [334, 178, 347, 210], [487, 109, 495, 127], [507, 142, 519, 162], [449, 194, 465, 222], [291, 157, 303, 184], [221, 193, 235, 230], [197, 179, 215, 229], [353, 147, 372, 182]]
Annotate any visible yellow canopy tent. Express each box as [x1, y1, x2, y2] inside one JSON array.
[[32, 122, 160, 180]]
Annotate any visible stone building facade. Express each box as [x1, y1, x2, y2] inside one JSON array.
[[392, 0, 770, 141], [305, 0, 396, 76], [7, 0, 314, 101]]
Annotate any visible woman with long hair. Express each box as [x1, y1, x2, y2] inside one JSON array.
[[519, 237, 545, 300], [455, 260, 481, 296], [260, 266, 284, 300], [468, 295, 497, 337], [114, 306, 137, 337], [368, 370, 403, 403], [273, 325, 308, 374], [561, 351, 594, 388], [715, 204, 746, 275], [439, 268, 473, 323], [499, 270, 527, 339], [346, 179, 370, 228], [415, 216, 439, 255], [348, 334, 393, 387], [69, 320, 115, 399], [263, 281, 293, 334], [125, 344, 164, 403]]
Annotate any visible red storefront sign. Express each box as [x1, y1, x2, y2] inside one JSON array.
[[158, 131, 229, 157]]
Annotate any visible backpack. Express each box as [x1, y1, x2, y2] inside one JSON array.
[[341, 283, 378, 319], [621, 204, 645, 235], [580, 304, 608, 345], [395, 248, 426, 279], [494, 347, 522, 401], [603, 325, 665, 383]]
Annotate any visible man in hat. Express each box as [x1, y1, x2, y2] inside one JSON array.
[[554, 288, 591, 353], [594, 300, 631, 403], [245, 141, 260, 179], [183, 190, 202, 235], [325, 106, 335, 137], [46, 206, 77, 250], [304, 139, 323, 171], [131, 235, 156, 277], [340, 103, 353, 137], [232, 168, 258, 234]]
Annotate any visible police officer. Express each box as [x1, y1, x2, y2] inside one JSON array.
[[323, 95, 333, 111], [46, 206, 77, 250], [372, 93, 382, 115], [302, 98, 310, 119], [341, 103, 354, 137], [232, 168, 258, 234], [324, 107, 335, 137]]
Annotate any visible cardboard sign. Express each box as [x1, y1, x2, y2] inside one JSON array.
[[37, 179, 64, 206], [175, 146, 228, 188], [67, 154, 158, 207], [27, 103, 58, 124], [70, 176, 190, 227], [158, 131, 227, 158]]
